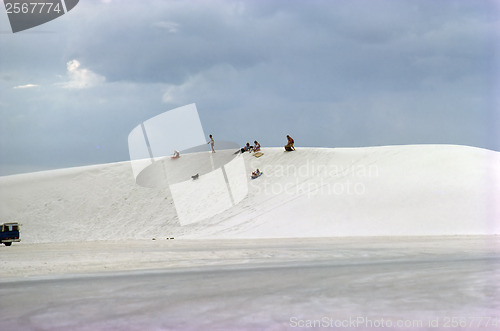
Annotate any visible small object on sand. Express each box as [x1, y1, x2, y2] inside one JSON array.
[[191, 174, 199, 180]]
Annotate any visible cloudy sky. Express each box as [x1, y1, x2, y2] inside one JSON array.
[[0, 0, 498, 175]]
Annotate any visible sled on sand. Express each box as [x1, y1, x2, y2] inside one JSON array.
[[251, 172, 263, 179]]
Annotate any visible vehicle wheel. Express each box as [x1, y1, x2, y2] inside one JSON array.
[[4, 242, 12, 246]]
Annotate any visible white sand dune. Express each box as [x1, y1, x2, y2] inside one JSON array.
[[1, 145, 500, 330], [0, 144, 498, 243]]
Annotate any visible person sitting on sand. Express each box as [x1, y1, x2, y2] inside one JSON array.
[[171, 150, 180, 159], [253, 141, 261, 152], [251, 169, 262, 178], [241, 142, 253, 153], [285, 135, 295, 151]]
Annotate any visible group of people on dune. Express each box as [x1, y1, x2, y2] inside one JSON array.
[[238, 135, 294, 154], [240, 140, 261, 154], [172, 134, 294, 159]]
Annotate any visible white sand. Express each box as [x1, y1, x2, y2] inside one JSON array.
[[1, 145, 499, 329], [1, 236, 499, 330], [0, 145, 498, 243]]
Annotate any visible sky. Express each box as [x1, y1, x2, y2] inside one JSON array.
[[0, 0, 499, 175]]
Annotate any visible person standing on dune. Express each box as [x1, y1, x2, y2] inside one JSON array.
[[208, 134, 215, 153]]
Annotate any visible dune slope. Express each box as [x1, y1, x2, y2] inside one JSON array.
[[0, 145, 498, 243]]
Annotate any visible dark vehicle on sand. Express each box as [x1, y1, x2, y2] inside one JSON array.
[[1, 223, 20, 246]]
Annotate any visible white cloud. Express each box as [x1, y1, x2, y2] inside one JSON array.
[[161, 65, 234, 104], [61, 60, 106, 89], [13, 84, 39, 89], [162, 82, 189, 104], [153, 21, 180, 33]]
